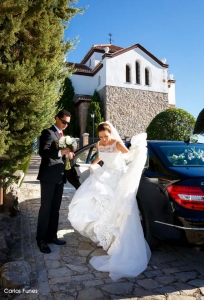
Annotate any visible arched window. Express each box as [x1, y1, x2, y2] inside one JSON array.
[[89, 59, 91, 67], [136, 61, 140, 84], [126, 65, 131, 83], [98, 75, 101, 86], [145, 67, 150, 86]]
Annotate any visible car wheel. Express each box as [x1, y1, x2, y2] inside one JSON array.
[[137, 199, 159, 249]]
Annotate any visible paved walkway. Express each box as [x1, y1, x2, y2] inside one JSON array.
[[11, 155, 204, 299]]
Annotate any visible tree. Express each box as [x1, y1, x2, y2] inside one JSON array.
[[146, 108, 195, 141], [57, 77, 80, 137], [0, 0, 82, 186], [87, 90, 104, 138], [91, 89, 104, 118], [193, 108, 204, 134]]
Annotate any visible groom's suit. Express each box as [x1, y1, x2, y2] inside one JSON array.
[[36, 125, 66, 242]]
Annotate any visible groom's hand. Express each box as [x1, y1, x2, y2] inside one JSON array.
[[61, 148, 71, 156], [67, 152, 74, 160]]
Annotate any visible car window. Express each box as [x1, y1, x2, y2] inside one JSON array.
[[75, 150, 90, 163], [75, 147, 97, 164], [89, 150, 98, 163], [159, 145, 204, 166]]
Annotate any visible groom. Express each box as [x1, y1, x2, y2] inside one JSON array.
[[36, 109, 74, 253]]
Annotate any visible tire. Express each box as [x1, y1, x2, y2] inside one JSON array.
[[137, 199, 159, 249]]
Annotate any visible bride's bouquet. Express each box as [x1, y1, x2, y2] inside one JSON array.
[[58, 136, 77, 170]]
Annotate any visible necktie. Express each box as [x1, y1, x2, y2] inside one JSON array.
[[60, 132, 63, 137]]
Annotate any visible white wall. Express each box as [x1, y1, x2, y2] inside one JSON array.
[[71, 47, 176, 101], [71, 74, 93, 95], [70, 63, 106, 95], [104, 48, 168, 93], [168, 82, 176, 105], [85, 52, 103, 69]]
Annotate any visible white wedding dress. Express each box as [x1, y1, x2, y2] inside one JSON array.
[[68, 133, 151, 280]]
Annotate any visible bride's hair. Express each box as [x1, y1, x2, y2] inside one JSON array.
[[97, 122, 111, 134]]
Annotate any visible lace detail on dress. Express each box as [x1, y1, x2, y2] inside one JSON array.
[[98, 141, 118, 153], [94, 209, 115, 250]]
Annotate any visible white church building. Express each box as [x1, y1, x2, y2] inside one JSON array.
[[68, 43, 176, 138]]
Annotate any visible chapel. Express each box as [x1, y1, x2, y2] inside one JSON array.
[[67, 43, 176, 138]]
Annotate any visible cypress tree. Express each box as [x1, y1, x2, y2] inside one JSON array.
[[91, 89, 104, 118], [0, 0, 82, 185], [57, 77, 80, 137], [87, 90, 104, 140]]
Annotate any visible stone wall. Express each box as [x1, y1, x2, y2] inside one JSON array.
[[99, 85, 169, 139]]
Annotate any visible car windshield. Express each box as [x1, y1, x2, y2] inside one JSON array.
[[159, 144, 204, 166]]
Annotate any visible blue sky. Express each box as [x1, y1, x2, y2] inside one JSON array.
[[64, 0, 204, 119]]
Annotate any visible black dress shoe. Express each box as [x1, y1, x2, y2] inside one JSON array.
[[46, 238, 66, 245], [37, 240, 51, 253]]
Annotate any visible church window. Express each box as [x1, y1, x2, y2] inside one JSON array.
[[145, 68, 150, 86], [136, 61, 140, 84], [126, 65, 131, 83]]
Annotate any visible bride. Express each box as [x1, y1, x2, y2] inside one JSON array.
[[68, 121, 151, 280]]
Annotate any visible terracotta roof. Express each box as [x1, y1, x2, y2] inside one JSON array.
[[93, 44, 124, 52], [67, 62, 103, 77], [80, 44, 124, 64], [66, 62, 91, 72]]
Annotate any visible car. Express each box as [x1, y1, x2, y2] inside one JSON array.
[[67, 134, 204, 249]]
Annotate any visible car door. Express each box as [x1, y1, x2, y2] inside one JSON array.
[[72, 144, 97, 184]]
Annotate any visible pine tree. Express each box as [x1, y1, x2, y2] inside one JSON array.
[[87, 90, 104, 140], [193, 109, 204, 134], [0, 0, 82, 185], [57, 77, 80, 137]]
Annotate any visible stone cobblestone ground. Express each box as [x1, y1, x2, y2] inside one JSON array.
[[2, 155, 204, 300]]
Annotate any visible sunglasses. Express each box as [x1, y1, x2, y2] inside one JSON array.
[[60, 119, 70, 126]]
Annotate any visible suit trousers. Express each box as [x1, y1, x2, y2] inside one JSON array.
[[36, 180, 64, 241]]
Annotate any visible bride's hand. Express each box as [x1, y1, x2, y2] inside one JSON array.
[[90, 164, 100, 174]]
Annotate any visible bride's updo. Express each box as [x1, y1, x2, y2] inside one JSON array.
[[97, 122, 112, 134]]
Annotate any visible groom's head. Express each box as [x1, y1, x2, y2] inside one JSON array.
[[55, 110, 71, 131]]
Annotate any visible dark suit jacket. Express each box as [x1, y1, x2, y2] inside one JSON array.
[[37, 125, 66, 184]]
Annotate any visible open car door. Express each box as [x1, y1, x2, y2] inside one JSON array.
[[71, 144, 98, 185]]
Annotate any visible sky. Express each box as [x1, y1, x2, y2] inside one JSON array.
[[64, 0, 204, 119]]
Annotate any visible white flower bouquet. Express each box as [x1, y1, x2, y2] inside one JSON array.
[[171, 147, 204, 165], [58, 136, 77, 170]]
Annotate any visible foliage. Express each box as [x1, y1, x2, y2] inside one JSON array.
[[91, 89, 104, 118], [57, 77, 80, 137], [86, 90, 104, 138], [0, 0, 83, 186], [18, 155, 32, 187], [146, 108, 195, 141], [193, 108, 204, 134]]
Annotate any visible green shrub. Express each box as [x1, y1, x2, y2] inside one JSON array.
[[146, 108, 195, 141], [194, 108, 204, 134]]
